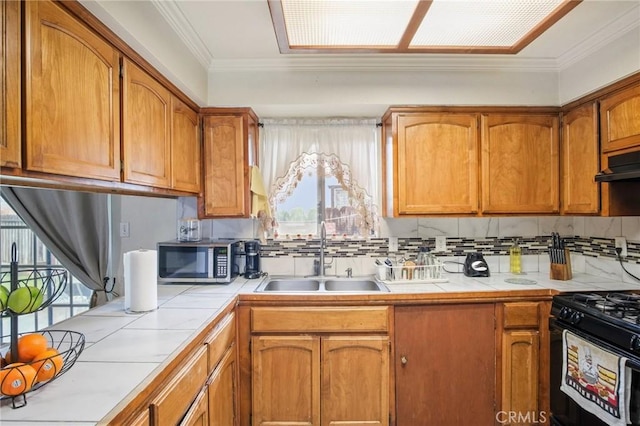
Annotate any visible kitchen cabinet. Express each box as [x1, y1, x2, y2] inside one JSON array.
[[200, 108, 258, 217], [208, 345, 237, 426], [394, 304, 495, 426], [180, 388, 209, 426], [497, 301, 550, 426], [561, 102, 599, 214], [600, 82, 640, 153], [249, 306, 390, 426], [24, 0, 121, 181], [122, 58, 172, 189], [481, 113, 560, 214], [171, 97, 201, 193], [130, 410, 151, 426], [386, 112, 479, 215], [1, 0, 21, 168]]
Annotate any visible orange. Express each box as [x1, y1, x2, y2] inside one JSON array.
[[31, 348, 64, 383], [16, 333, 47, 362], [0, 363, 36, 396]]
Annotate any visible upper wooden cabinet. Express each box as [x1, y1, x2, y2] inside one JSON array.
[[600, 82, 640, 153], [392, 113, 479, 215], [481, 113, 560, 214], [24, 0, 121, 181], [122, 58, 172, 188], [200, 108, 258, 218], [561, 102, 600, 215], [171, 97, 201, 193], [1, 0, 21, 168]]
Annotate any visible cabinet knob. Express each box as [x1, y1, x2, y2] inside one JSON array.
[[401, 355, 408, 365]]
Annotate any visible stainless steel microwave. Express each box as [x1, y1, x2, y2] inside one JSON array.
[[157, 239, 241, 283]]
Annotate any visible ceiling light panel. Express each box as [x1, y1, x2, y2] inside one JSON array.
[[281, 0, 419, 47], [411, 0, 565, 47]]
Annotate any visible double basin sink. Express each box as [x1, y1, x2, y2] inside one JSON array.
[[255, 276, 388, 293]]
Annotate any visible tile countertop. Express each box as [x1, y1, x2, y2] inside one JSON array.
[[1, 272, 639, 424]]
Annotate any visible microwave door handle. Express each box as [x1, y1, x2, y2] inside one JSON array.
[[208, 248, 215, 279]]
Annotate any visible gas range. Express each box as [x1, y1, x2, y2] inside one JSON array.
[[552, 291, 640, 359]]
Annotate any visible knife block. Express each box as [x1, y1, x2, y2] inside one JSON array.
[[550, 249, 572, 281]]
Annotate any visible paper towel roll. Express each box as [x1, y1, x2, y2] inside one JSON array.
[[124, 249, 158, 313]]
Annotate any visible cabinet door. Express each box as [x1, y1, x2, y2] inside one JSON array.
[[600, 83, 640, 153], [25, 0, 121, 180], [252, 335, 320, 426], [171, 96, 201, 193], [321, 336, 389, 426], [481, 114, 560, 213], [396, 113, 479, 214], [395, 304, 496, 426], [561, 103, 599, 214], [1, 0, 21, 168], [180, 387, 209, 426], [122, 58, 172, 188], [208, 345, 237, 426], [501, 330, 540, 424], [202, 115, 248, 217]]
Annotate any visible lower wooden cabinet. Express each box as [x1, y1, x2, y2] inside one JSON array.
[[498, 301, 550, 426], [394, 304, 496, 426], [248, 306, 391, 426], [181, 388, 209, 426], [208, 345, 238, 426]]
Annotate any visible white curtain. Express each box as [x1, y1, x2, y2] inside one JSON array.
[[259, 118, 381, 218]]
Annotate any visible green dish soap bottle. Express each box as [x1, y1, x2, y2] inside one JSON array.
[[510, 238, 522, 274]]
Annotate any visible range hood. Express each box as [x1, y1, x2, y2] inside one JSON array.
[[595, 151, 640, 182]]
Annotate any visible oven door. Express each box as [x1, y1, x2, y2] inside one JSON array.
[[550, 318, 640, 426]]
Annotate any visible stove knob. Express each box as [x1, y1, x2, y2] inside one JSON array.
[[631, 335, 640, 351], [559, 307, 571, 320], [569, 311, 583, 325]]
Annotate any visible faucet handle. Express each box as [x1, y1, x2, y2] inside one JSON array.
[[346, 267, 353, 278]]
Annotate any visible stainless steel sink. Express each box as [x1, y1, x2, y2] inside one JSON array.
[[261, 279, 320, 292], [255, 276, 388, 292]]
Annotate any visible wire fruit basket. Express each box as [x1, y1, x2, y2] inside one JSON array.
[[0, 243, 85, 408]]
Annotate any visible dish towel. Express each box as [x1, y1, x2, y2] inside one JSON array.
[[250, 166, 273, 242], [561, 330, 631, 426]]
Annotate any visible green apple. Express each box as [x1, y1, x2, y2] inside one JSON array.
[[7, 286, 44, 314], [0, 286, 9, 311]]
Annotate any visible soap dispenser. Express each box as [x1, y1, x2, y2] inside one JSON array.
[[510, 238, 522, 274]]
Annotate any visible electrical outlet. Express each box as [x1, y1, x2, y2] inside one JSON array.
[[388, 236, 398, 252], [119, 222, 130, 238], [615, 237, 628, 257], [435, 236, 447, 252]]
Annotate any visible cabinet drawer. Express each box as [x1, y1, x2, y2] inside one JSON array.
[[251, 306, 389, 333], [150, 346, 208, 426], [205, 312, 235, 373], [503, 302, 539, 329]]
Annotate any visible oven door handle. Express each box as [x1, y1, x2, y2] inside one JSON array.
[[550, 317, 640, 370]]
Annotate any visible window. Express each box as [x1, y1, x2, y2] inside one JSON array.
[[0, 198, 92, 336], [259, 118, 381, 239]]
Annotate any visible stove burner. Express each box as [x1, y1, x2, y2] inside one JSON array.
[[571, 293, 604, 304]]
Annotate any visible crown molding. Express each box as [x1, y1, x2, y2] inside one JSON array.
[[557, 3, 640, 71], [150, 0, 213, 69], [210, 56, 559, 73]]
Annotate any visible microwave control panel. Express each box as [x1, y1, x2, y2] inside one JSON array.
[[212, 247, 228, 278]]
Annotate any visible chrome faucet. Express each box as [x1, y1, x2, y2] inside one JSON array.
[[315, 221, 333, 277]]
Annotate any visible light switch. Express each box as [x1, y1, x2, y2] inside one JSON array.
[[388, 236, 398, 252], [119, 222, 130, 238]]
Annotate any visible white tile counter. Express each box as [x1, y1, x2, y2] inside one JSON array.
[[1, 271, 638, 424]]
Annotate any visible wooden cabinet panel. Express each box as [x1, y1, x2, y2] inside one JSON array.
[[251, 306, 389, 333], [171, 96, 201, 193], [123, 58, 171, 188], [24, 0, 121, 180], [201, 114, 252, 217], [180, 388, 209, 426], [561, 102, 600, 214], [252, 335, 321, 426], [396, 113, 479, 214], [395, 304, 496, 426], [501, 331, 540, 424], [322, 336, 389, 426], [1, 0, 21, 168], [130, 409, 150, 426], [600, 83, 640, 153], [503, 302, 540, 329], [150, 346, 208, 426], [206, 312, 236, 374], [481, 114, 560, 213], [208, 345, 237, 426]]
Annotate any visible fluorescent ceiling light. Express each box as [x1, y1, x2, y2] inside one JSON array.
[[269, 0, 582, 54]]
